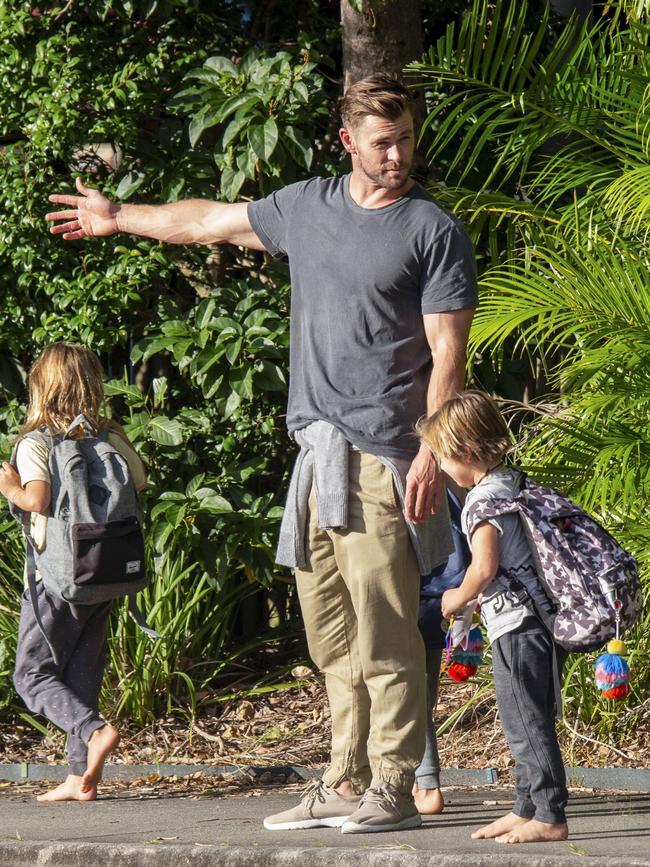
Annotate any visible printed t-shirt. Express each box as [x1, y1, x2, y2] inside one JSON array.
[[461, 467, 554, 644], [248, 175, 478, 461]]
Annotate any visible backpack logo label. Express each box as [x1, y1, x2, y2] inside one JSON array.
[[126, 560, 142, 574]]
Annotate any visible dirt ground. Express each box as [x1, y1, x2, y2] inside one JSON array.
[[2, 673, 647, 774]]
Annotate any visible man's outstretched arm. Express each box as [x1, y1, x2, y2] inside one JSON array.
[[46, 177, 266, 250]]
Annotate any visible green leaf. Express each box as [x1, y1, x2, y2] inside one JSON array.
[[194, 298, 216, 330], [204, 55, 238, 75], [189, 105, 222, 148], [222, 115, 250, 149], [147, 416, 183, 446], [283, 125, 313, 168], [218, 94, 259, 124], [220, 166, 246, 201], [116, 170, 145, 200], [197, 494, 233, 513], [248, 118, 279, 163]]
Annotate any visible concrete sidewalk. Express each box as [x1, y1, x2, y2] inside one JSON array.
[[1, 787, 649, 866]]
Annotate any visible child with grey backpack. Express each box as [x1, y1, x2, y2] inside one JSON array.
[[0, 343, 146, 801], [418, 390, 569, 845]]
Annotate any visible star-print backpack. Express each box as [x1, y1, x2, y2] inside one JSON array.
[[464, 471, 642, 652]]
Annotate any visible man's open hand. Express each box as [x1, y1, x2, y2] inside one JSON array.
[[46, 177, 120, 240], [404, 444, 443, 523]]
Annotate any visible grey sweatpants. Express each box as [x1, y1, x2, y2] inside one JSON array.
[[13, 583, 112, 776], [492, 619, 569, 825], [415, 646, 442, 789]]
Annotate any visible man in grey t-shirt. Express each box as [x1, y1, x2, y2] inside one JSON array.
[[47, 74, 477, 833]]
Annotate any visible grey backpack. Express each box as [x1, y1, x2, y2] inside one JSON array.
[[12, 415, 158, 660], [464, 471, 642, 652]]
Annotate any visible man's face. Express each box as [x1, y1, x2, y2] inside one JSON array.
[[342, 110, 415, 191]]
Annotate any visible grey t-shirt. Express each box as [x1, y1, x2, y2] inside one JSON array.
[[248, 175, 477, 460], [462, 467, 554, 643]]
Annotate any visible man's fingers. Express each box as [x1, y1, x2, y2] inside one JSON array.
[[47, 194, 83, 207], [75, 175, 91, 195], [62, 228, 87, 240], [413, 481, 431, 522], [49, 220, 81, 235], [46, 209, 79, 222], [430, 475, 444, 514]]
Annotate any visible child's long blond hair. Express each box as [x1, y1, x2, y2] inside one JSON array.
[[418, 390, 512, 465], [22, 343, 109, 438]]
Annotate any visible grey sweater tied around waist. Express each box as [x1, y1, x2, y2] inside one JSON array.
[[275, 420, 454, 575]]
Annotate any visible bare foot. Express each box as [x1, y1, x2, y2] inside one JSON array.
[[472, 811, 530, 839], [413, 784, 445, 815], [496, 819, 568, 844], [37, 774, 97, 802], [80, 723, 120, 793]]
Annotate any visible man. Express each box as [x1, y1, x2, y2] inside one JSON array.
[[47, 74, 477, 833]]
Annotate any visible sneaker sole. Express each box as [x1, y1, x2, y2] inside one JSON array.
[[264, 815, 350, 831], [340, 814, 422, 834]]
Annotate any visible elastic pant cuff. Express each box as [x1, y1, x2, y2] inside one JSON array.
[[415, 771, 440, 790], [79, 717, 105, 746], [372, 769, 415, 796], [322, 767, 371, 795], [513, 803, 537, 820], [68, 761, 87, 777], [532, 810, 567, 825]]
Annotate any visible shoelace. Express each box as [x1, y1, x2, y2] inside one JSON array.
[[359, 783, 401, 813], [302, 779, 328, 814]]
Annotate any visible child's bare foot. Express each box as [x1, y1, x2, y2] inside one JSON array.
[[413, 783, 445, 815], [472, 811, 530, 839], [496, 819, 568, 844], [37, 774, 96, 802], [80, 723, 120, 793]]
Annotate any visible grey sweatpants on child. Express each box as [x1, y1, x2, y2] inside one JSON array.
[[415, 646, 442, 789], [13, 583, 112, 776], [492, 619, 569, 825]]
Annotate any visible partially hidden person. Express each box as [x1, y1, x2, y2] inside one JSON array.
[[414, 485, 469, 815]]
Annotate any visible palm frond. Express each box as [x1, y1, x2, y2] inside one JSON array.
[[603, 166, 650, 237], [470, 235, 650, 360], [409, 0, 650, 188]]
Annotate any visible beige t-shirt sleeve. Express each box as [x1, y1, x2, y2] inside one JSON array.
[[15, 438, 51, 561], [107, 431, 147, 491]]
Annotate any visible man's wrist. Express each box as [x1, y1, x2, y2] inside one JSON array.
[[6, 486, 21, 507], [113, 204, 125, 234]]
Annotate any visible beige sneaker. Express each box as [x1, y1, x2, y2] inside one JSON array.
[[263, 780, 361, 830], [340, 781, 422, 834]]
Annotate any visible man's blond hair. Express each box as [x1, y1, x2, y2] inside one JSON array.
[[339, 74, 413, 129], [418, 390, 512, 465]]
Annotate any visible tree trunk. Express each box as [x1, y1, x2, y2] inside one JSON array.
[[341, 0, 424, 89]]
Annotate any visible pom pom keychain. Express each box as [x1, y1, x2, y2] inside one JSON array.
[[594, 599, 631, 700], [444, 611, 484, 683]]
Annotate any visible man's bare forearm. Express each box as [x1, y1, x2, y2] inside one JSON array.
[[116, 200, 258, 246], [426, 342, 466, 416]]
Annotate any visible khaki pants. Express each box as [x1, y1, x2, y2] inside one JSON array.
[[295, 451, 426, 794]]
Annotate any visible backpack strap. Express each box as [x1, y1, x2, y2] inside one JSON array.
[[23, 533, 61, 666], [64, 414, 95, 438], [128, 597, 162, 640]]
